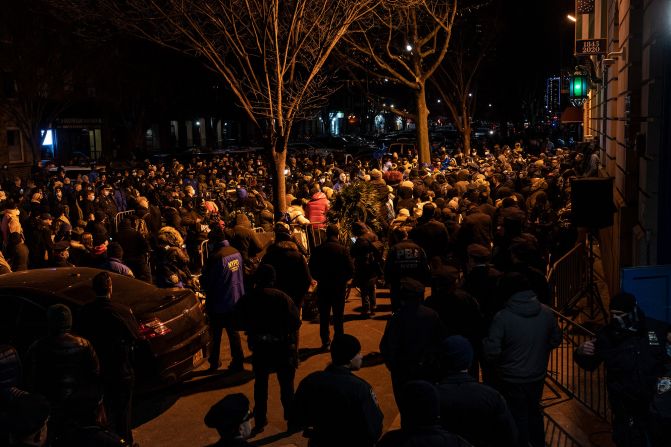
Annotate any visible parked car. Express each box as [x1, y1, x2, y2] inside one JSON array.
[[0, 267, 210, 390]]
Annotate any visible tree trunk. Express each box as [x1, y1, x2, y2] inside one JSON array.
[[462, 108, 472, 156], [415, 83, 430, 165], [272, 143, 287, 214]]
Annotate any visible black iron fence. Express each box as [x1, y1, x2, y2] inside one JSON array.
[[546, 308, 611, 422], [544, 412, 585, 447], [547, 243, 587, 312]]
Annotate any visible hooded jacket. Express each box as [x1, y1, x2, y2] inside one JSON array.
[[1, 208, 21, 245], [483, 290, 561, 383], [305, 192, 329, 229], [228, 214, 264, 263]]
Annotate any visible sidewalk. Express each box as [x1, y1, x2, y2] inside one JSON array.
[[133, 286, 615, 447]]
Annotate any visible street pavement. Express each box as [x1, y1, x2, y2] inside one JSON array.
[[134, 288, 399, 447], [133, 286, 614, 447]]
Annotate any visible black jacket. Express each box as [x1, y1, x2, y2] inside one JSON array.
[[309, 237, 353, 290], [235, 286, 301, 369], [385, 239, 430, 292], [377, 427, 473, 447], [261, 242, 311, 306], [380, 302, 447, 383], [77, 297, 141, 382], [409, 219, 450, 260], [436, 372, 517, 447], [25, 333, 100, 405], [292, 364, 383, 447], [574, 315, 667, 413]]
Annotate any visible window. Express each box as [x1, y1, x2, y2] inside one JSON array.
[[6, 128, 25, 163]]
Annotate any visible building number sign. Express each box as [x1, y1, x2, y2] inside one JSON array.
[[576, 39, 606, 56]]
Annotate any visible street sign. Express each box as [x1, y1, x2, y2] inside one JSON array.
[[576, 39, 607, 56]]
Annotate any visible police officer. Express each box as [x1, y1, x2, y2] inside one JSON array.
[[204, 393, 253, 447], [291, 334, 383, 447], [49, 241, 74, 267], [384, 228, 430, 311], [575, 293, 667, 447]]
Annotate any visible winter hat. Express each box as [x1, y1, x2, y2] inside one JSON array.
[[441, 335, 474, 372], [610, 292, 637, 313], [370, 169, 382, 180], [47, 304, 72, 333], [107, 242, 123, 259], [204, 393, 250, 432], [208, 225, 227, 243], [397, 208, 410, 217], [273, 222, 291, 235], [398, 277, 425, 302], [330, 334, 361, 365], [254, 264, 276, 288], [399, 381, 440, 429], [237, 188, 248, 200]]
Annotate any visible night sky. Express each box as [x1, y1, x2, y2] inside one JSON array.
[[485, 0, 576, 121]]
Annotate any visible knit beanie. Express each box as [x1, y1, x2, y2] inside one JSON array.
[[330, 334, 361, 365], [441, 335, 474, 372], [47, 304, 72, 333]]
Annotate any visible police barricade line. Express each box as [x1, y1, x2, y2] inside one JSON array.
[[547, 243, 587, 311], [306, 223, 326, 252], [546, 308, 611, 422], [113, 210, 136, 232]]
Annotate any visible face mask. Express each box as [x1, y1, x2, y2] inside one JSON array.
[[611, 308, 640, 332]]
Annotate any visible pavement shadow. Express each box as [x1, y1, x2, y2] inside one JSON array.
[[343, 313, 373, 322], [298, 346, 324, 362], [132, 388, 180, 427], [179, 369, 255, 396], [361, 351, 385, 368], [251, 430, 297, 446], [132, 369, 255, 426]]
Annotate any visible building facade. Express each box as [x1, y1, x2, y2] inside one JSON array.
[[582, 0, 671, 293]]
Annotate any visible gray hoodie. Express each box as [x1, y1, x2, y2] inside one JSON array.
[[483, 290, 561, 383]]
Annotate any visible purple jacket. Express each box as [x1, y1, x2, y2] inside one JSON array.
[[201, 241, 245, 314]]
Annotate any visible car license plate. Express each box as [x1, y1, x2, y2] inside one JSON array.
[[192, 349, 203, 367]]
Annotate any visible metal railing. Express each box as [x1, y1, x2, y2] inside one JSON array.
[[113, 210, 136, 232], [544, 412, 585, 447], [546, 308, 611, 422], [547, 243, 587, 312]]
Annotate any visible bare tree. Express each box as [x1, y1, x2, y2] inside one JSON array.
[[431, 7, 496, 156], [50, 0, 381, 212], [342, 0, 458, 164], [0, 3, 80, 163]]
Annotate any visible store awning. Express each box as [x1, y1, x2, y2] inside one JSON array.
[[560, 107, 583, 123]]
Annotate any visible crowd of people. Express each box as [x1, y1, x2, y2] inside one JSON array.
[[0, 138, 669, 447]]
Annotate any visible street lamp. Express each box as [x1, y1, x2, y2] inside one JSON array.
[[569, 68, 590, 107]]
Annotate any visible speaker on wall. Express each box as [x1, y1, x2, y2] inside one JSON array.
[[570, 177, 615, 229]]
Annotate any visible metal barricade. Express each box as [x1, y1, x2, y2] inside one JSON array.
[[199, 239, 209, 267], [306, 223, 326, 252], [547, 243, 587, 311], [113, 210, 136, 232], [546, 308, 611, 422]]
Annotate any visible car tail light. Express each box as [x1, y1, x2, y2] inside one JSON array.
[[139, 318, 172, 339]]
